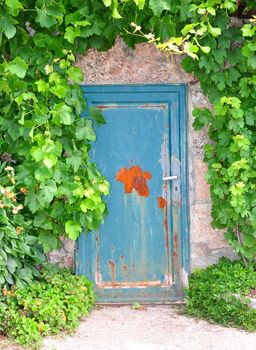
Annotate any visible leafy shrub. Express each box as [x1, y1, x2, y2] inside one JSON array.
[[0, 265, 95, 345], [0, 163, 45, 288], [186, 258, 256, 331], [0, 0, 110, 254]]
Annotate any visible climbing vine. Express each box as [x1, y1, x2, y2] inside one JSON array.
[[0, 0, 255, 265], [186, 13, 256, 263]]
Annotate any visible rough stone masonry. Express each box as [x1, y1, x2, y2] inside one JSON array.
[[48, 38, 237, 271]]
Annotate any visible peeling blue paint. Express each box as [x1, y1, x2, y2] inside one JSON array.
[[76, 84, 189, 303]]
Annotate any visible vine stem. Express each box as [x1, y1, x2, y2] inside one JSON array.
[[235, 226, 248, 267]]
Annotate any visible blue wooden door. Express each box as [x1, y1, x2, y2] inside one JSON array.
[[77, 85, 189, 303]]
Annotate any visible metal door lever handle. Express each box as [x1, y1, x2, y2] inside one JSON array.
[[163, 175, 178, 181]]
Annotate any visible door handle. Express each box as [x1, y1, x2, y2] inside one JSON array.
[[163, 175, 178, 181]]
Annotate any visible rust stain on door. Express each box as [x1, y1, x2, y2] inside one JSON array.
[[108, 260, 116, 283], [115, 165, 152, 197], [157, 196, 167, 209]]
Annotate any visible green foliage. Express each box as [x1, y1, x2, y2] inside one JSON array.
[[130, 0, 237, 59], [0, 265, 95, 345], [182, 15, 256, 263], [0, 0, 255, 266], [0, 163, 45, 288], [186, 258, 256, 331], [0, 0, 111, 253], [131, 301, 143, 310]]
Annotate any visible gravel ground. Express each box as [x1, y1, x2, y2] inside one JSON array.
[[41, 305, 256, 350], [1, 305, 255, 350], [0, 336, 24, 350]]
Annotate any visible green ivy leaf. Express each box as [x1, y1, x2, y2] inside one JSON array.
[[200, 46, 211, 54], [43, 155, 57, 169], [84, 120, 96, 141], [89, 106, 106, 125], [35, 79, 50, 92], [66, 150, 83, 171], [192, 108, 212, 130], [1, 16, 16, 39], [73, 119, 96, 141], [51, 84, 69, 98], [149, 0, 171, 16], [34, 212, 53, 230], [5, 0, 23, 17], [67, 66, 83, 83], [35, 0, 64, 28], [6, 257, 17, 274], [208, 25, 221, 37], [230, 108, 244, 119], [80, 200, 89, 213], [30, 147, 44, 162], [65, 221, 82, 240], [26, 192, 41, 214], [52, 103, 74, 125], [181, 23, 197, 36], [112, 8, 122, 19], [245, 110, 255, 126], [38, 231, 58, 253], [79, 20, 104, 38], [242, 24, 255, 38], [76, 20, 91, 27], [7, 57, 28, 78], [184, 42, 199, 59], [39, 180, 57, 205], [134, 0, 146, 10], [59, 105, 73, 125], [248, 56, 256, 69], [50, 202, 66, 219], [35, 166, 52, 181], [64, 26, 81, 44], [102, 0, 112, 6]]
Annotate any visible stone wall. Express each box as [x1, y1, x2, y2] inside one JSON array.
[[48, 38, 236, 270]]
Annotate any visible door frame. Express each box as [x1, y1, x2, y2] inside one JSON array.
[[76, 84, 190, 301]]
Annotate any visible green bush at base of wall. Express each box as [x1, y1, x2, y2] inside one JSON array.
[[0, 265, 95, 346], [186, 258, 256, 331]]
